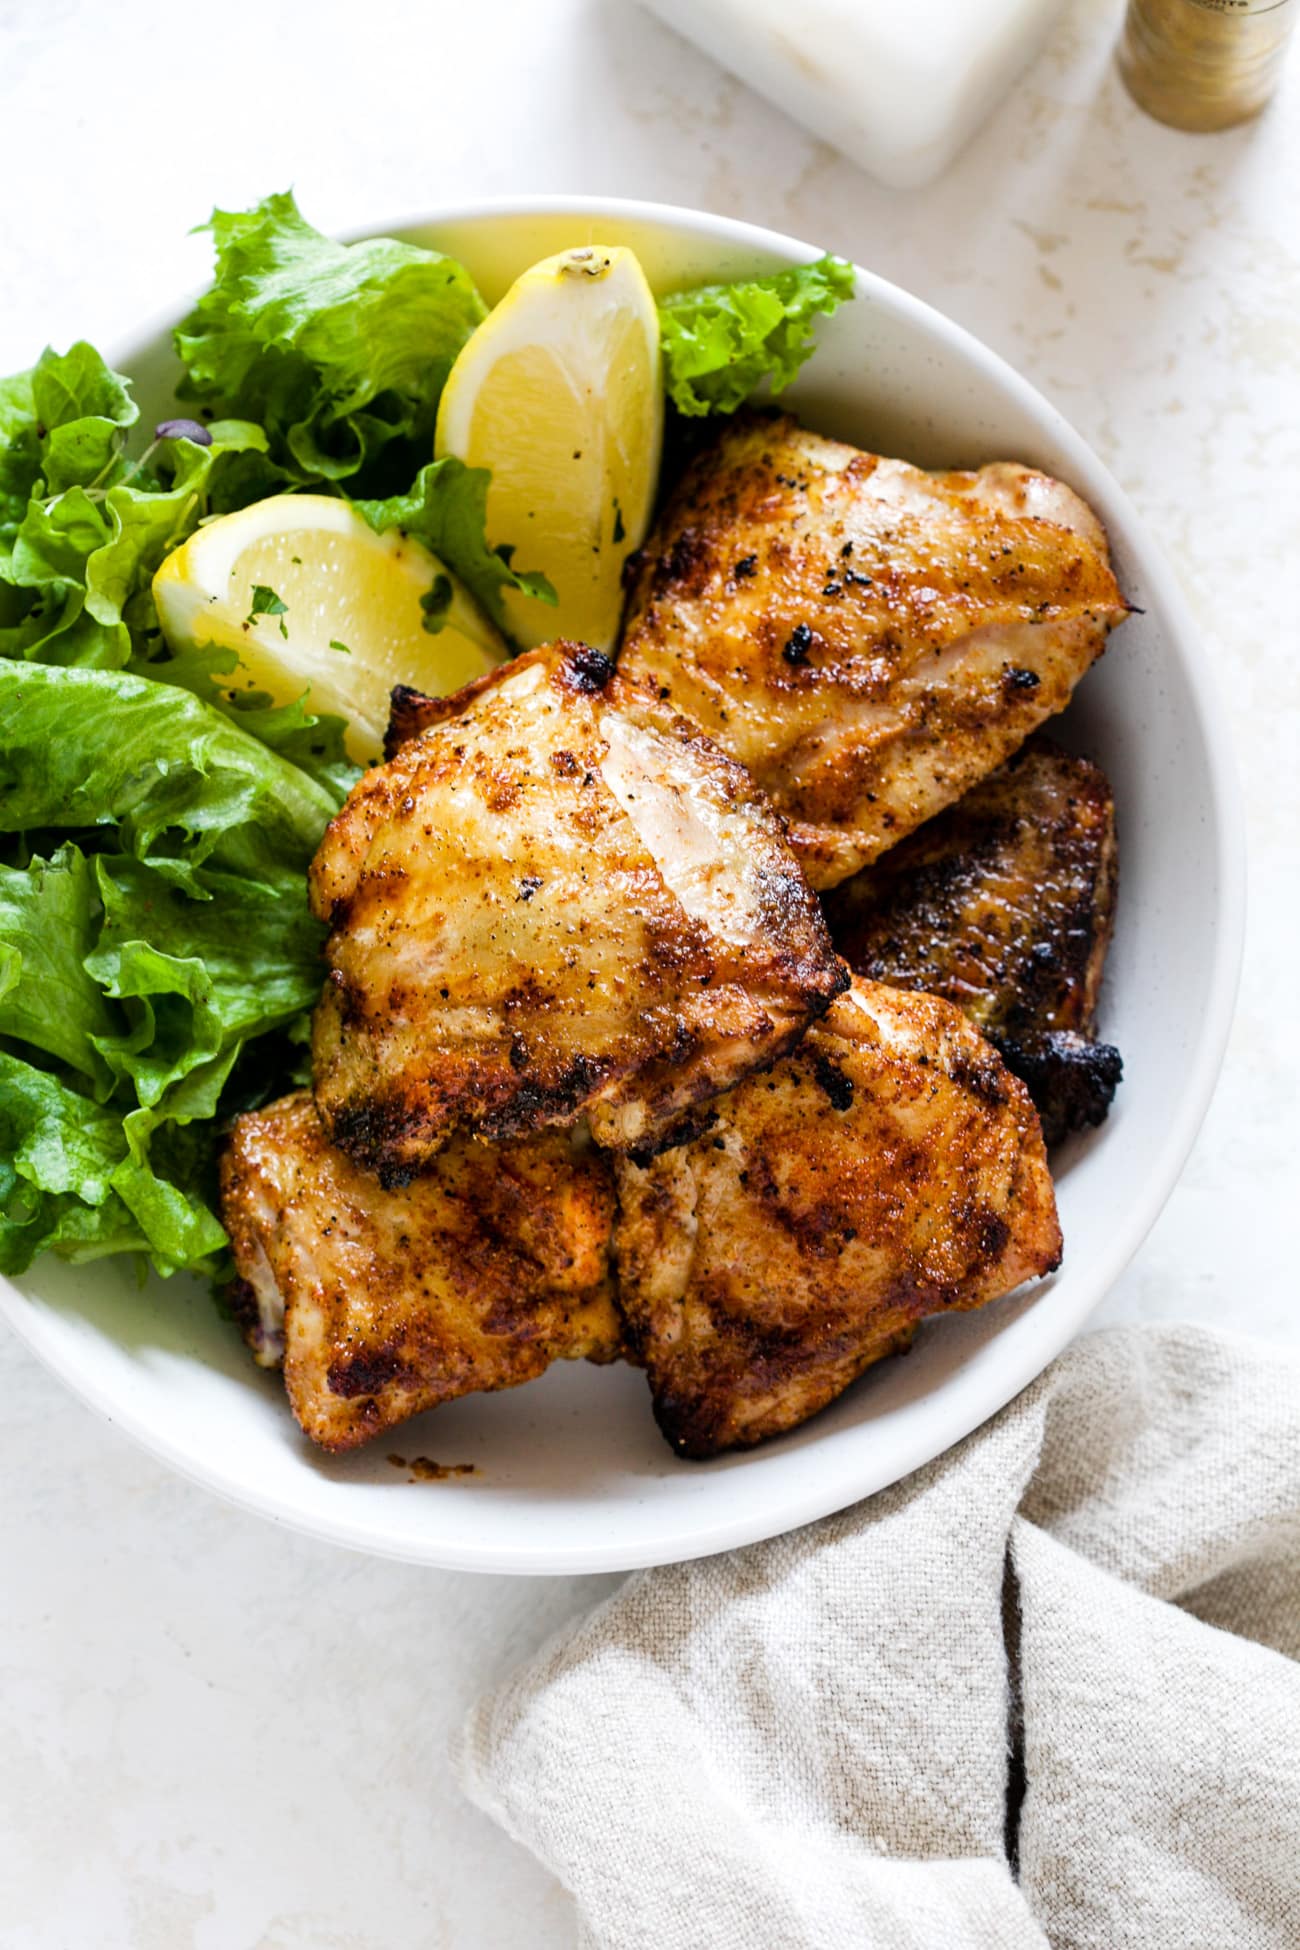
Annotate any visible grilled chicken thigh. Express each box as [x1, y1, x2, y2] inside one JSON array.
[[620, 412, 1129, 889], [613, 977, 1061, 1458], [826, 740, 1121, 1145], [221, 1091, 621, 1451], [310, 640, 846, 1181]]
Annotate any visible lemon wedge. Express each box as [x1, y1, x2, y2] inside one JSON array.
[[152, 494, 506, 763], [435, 245, 663, 653]]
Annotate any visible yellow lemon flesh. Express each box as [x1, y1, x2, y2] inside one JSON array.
[[152, 494, 506, 763], [435, 245, 663, 653]]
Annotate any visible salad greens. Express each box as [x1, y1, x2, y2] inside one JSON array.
[[0, 190, 852, 1284], [355, 458, 556, 631], [175, 191, 487, 494], [0, 662, 339, 1275], [1, 348, 276, 672], [658, 254, 856, 416]]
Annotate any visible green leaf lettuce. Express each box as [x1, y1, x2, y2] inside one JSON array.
[[0, 666, 340, 1277], [175, 191, 487, 491], [355, 457, 556, 634], [658, 255, 855, 417]]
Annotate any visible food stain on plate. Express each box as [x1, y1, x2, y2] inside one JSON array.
[[387, 1454, 479, 1481]]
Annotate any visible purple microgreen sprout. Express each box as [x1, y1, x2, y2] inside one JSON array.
[[155, 418, 213, 447]]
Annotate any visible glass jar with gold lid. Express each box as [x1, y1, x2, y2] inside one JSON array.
[[1118, 0, 1297, 130]]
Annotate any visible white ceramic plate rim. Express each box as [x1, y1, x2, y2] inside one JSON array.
[[0, 195, 1245, 1573]]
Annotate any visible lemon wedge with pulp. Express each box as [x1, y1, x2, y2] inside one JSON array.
[[435, 245, 663, 653], [152, 494, 506, 763]]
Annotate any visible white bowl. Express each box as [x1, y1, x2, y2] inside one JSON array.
[[0, 198, 1244, 1575]]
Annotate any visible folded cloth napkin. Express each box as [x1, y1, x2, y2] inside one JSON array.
[[457, 1326, 1300, 1949]]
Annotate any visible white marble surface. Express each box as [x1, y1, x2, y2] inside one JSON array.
[[2, 0, 1297, 1942]]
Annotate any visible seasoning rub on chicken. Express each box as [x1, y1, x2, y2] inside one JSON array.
[[613, 978, 1061, 1458], [223, 982, 1059, 1460], [310, 639, 847, 1182], [221, 408, 1126, 1462], [221, 1091, 621, 1452], [620, 411, 1130, 890]]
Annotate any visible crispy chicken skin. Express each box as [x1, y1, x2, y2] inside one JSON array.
[[220, 1092, 621, 1452], [310, 640, 846, 1181], [613, 977, 1061, 1458], [620, 412, 1129, 889], [826, 740, 1122, 1145]]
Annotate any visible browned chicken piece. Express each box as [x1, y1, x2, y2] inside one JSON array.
[[825, 740, 1122, 1146], [620, 411, 1130, 890], [310, 639, 847, 1182], [613, 977, 1061, 1458], [220, 1091, 621, 1452]]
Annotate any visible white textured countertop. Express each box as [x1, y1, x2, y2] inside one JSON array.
[[3, 1, 1297, 1942]]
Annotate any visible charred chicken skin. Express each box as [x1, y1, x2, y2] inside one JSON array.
[[620, 412, 1129, 890], [221, 1091, 621, 1452], [613, 977, 1061, 1458], [309, 640, 847, 1182], [825, 740, 1122, 1145]]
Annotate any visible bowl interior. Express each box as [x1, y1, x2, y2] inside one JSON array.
[[1, 200, 1243, 1574]]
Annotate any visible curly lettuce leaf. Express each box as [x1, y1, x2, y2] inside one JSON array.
[[0, 410, 276, 668], [0, 851, 321, 1278], [658, 255, 856, 417], [0, 847, 117, 1084], [0, 344, 139, 550], [175, 191, 486, 491], [0, 660, 338, 1279], [86, 855, 324, 1109], [354, 456, 555, 636], [9, 484, 111, 586], [0, 370, 41, 536], [145, 640, 359, 802], [0, 1053, 230, 1277], [32, 342, 140, 495], [0, 661, 340, 876], [112, 1105, 231, 1268], [91, 424, 271, 622], [0, 1054, 146, 1275], [2, 344, 134, 557]]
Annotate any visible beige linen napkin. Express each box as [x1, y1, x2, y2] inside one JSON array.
[[457, 1326, 1300, 1949]]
